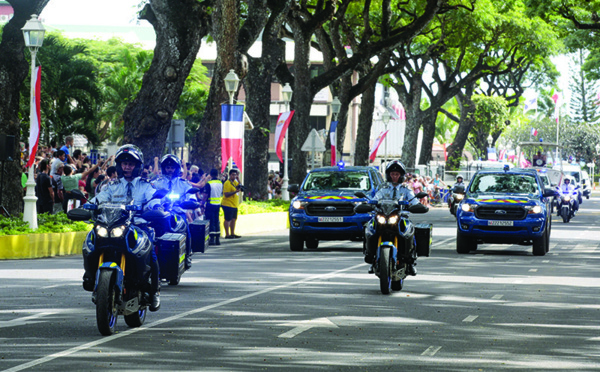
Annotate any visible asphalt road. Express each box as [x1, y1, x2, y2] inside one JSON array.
[[2, 197, 600, 371]]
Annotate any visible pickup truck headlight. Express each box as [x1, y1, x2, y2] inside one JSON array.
[[461, 203, 474, 212], [292, 200, 307, 210]]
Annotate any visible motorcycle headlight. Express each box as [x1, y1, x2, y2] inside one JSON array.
[[455, 194, 464, 201], [168, 193, 180, 200], [96, 226, 109, 238], [387, 215, 399, 225], [461, 203, 473, 212], [564, 195, 571, 201], [376, 214, 387, 224], [111, 225, 126, 238]]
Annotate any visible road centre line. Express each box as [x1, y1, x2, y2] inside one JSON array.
[[491, 294, 503, 300], [529, 269, 538, 272], [421, 346, 442, 356], [462, 315, 478, 322], [3, 262, 365, 372]]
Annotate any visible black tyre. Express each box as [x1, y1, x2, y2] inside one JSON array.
[[379, 247, 392, 295], [586, 194, 590, 200], [391, 279, 403, 291], [96, 270, 118, 336], [456, 230, 476, 254], [561, 209, 569, 223], [124, 306, 147, 328], [169, 271, 181, 286], [305, 238, 319, 249], [289, 231, 304, 251], [532, 230, 547, 256]]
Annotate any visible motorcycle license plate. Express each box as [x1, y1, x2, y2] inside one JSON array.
[[318, 217, 343, 222], [488, 220, 513, 226]]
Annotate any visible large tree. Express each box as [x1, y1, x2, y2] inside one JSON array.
[[122, 0, 211, 165], [0, 0, 50, 217]]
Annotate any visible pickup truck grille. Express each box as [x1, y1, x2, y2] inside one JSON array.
[[306, 203, 355, 216], [475, 206, 527, 220]]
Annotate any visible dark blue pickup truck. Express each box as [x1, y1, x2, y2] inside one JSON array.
[[287, 166, 384, 251], [455, 167, 556, 256]]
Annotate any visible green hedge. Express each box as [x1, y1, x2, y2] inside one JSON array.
[[0, 213, 90, 236]]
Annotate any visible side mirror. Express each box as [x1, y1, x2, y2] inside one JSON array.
[[187, 188, 202, 194], [543, 187, 557, 198], [414, 192, 428, 199], [354, 203, 375, 213], [180, 201, 200, 210], [67, 208, 92, 221], [288, 184, 299, 193], [354, 191, 367, 198], [408, 203, 429, 214], [82, 203, 98, 210], [152, 189, 169, 200]]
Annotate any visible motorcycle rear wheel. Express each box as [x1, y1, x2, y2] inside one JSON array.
[[379, 247, 392, 295], [124, 306, 147, 328], [96, 270, 118, 336]]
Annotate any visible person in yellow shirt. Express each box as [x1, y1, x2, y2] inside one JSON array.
[[221, 168, 242, 239]]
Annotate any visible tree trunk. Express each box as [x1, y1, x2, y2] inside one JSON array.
[[418, 111, 437, 165], [0, 1, 50, 216], [446, 90, 475, 171], [190, 0, 240, 172], [354, 82, 376, 166], [123, 0, 209, 165]]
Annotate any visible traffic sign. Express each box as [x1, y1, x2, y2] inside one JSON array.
[[301, 129, 326, 152]]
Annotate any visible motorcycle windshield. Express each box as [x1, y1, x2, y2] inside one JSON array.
[[97, 203, 130, 227], [379, 200, 398, 215]]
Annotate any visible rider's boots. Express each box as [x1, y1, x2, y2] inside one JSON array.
[[215, 235, 221, 246]]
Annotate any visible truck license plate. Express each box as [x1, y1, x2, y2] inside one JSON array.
[[318, 217, 343, 222], [488, 220, 513, 226]]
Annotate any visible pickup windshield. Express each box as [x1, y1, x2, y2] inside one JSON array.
[[303, 171, 371, 192], [469, 173, 539, 194]]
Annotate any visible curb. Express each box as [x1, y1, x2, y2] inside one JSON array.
[[0, 212, 290, 260]]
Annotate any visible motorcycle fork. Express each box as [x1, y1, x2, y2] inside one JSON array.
[[378, 236, 400, 266], [98, 252, 127, 295]]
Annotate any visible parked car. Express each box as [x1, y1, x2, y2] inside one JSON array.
[[456, 167, 556, 256], [287, 165, 384, 251], [581, 170, 591, 199]]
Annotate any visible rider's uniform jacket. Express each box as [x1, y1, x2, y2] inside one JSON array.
[[454, 181, 465, 188], [92, 177, 160, 211], [153, 176, 196, 208], [560, 183, 575, 195], [375, 183, 419, 206], [207, 179, 223, 206]]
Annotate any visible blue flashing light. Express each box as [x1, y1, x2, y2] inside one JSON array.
[[503, 164, 510, 172], [539, 138, 543, 142], [337, 161, 345, 170]]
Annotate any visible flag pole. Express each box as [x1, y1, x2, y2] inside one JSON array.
[[23, 50, 39, 229]]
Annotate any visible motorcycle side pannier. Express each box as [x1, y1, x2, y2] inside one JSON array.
[[189, 220, 210, 253], [156, 233, 186, 281], [415, 223, 432, 257]]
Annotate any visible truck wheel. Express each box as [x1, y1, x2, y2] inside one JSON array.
[[532, 231, 547, 256], [456, 230, 475, 254], [305, 238, 319, 249], [289, 231, 304, 251]]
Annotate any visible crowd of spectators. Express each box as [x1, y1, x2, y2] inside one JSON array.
[[401, 173, 447, 207]]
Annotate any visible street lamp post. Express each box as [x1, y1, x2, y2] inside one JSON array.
[[224, 69, 239, 105], [281, 83, 293, 201], [22, 14, 45, 229], [487, 134, 493, 160], [382, 110, 391, 168], [331, 96, 341, 166]]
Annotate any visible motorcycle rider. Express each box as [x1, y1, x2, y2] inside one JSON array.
[[88, 144, 162, 312], [448, 174, 466, 209], [365, 160, 421, 276], [153, 154, 196, 269], [560, 177, 579, 215]]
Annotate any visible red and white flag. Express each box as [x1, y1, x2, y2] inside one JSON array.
[[369, 130, 389, 162], [330, 121, 338, 166], [274, 110, 294, 163], [552, 92, 560, 124], [26, 65, 42, 168], [221, 104, 245, 172]]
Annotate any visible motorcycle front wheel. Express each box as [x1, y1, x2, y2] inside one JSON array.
[[379, 247, 392, 295], [96, 270, 118, 336], [124, 306, 147, 328]]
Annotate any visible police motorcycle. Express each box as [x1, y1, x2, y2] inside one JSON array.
[[355, 191, 430, 294], [67, 190, 167, 336], [448, 185, 466, 217], [558, 185, 579, 223], [143, 182, 203, 285]]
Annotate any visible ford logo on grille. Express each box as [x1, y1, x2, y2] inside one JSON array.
[[494, 210, 507, 214], [325, 206, 337, 212]]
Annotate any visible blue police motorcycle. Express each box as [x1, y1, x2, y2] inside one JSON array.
[[355, 191, 430, 294], [67, 194, 165, 336]]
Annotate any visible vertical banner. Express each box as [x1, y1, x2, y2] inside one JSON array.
[[274, 110, 295, 163], [487, 147, 497, 161], [369, 130, 389, 162], [552, 93, 560, 124], [26, 65, 42, 168], [221, 104, 245, 172], [329, 121, 338, 166]]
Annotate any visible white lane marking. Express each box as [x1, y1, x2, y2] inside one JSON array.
[[0, 312, 57, 329], [278, 317, 338, 339], [542, 260, 550, 263], [432, 237, 454, 247], [421, 346, 442, 356], [529, 269, 538, 272], [463, 315, 478, 322], [3, 263, 365, 372], [491, 294, 503, 300], [41, 284, 79, 289]]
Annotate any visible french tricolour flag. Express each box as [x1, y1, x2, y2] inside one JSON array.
[[221, 104, 245, 172], [531, 128, 538, 136], [369, 130, 389, 162], [26, 65, 42, 168], [275, 110, 294, 163]]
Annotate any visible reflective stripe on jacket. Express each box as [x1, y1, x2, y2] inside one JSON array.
[[208, 179, 223, 205]]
